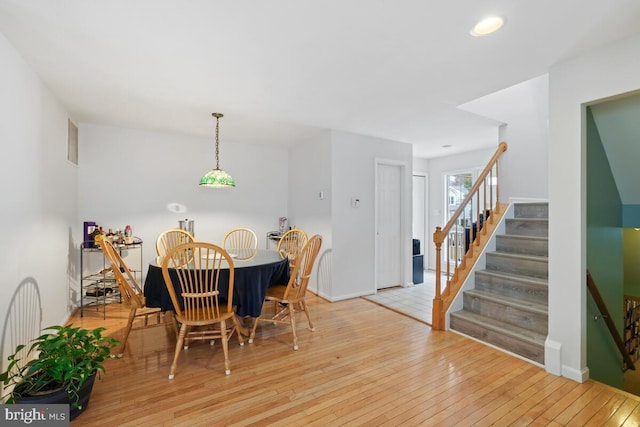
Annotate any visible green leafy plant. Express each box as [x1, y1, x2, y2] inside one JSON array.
[[0, 324, 120, 409]]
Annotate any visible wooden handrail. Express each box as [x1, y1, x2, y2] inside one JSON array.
[[586, 270, 635, 370], [432, 142, 508, 330]]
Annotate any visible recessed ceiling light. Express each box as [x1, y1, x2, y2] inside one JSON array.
[[470, 16, 505, 37], [442, 144, 453, 148]]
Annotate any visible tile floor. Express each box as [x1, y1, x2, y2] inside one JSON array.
[[362, 269, 439, 325]]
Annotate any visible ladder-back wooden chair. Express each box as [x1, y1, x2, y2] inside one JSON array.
[[99, 239, 164, 357], [161, 242, 244, 379], [249, 234, 322, 350], [276, 228, 308, 271], [155, 228, 195, 264], [222, 227, 258, 261]]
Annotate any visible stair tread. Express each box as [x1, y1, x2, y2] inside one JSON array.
[[476, 270, 548, 287], [488, 251, 548, 262], [465, 288, 548, 314], [451, 310, 547, 344], [498, 234, 548, 242]]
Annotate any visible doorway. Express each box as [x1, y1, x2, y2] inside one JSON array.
[[413, 173, 427, 284], [413, 173, 427, 258]]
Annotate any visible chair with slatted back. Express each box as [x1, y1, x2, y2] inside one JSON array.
[[99, 239, 165, 357], [276, 228, 308, 271], [222, 227, 258, 261], [155, 228, 195, 264], [161, 242, 244, 379], [249, 234, 322, 350]]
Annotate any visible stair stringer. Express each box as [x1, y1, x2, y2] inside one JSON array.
[[444, 202, 515, 330]]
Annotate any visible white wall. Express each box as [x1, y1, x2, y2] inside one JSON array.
[[288, 129, 413, 301], [330, 130, 413, 300], [288, 131, 333, 297], [78, 124, 289, 282], [460, 74, 550, 203], [547, 33, 640, 382], [0, 32, 78, 364]]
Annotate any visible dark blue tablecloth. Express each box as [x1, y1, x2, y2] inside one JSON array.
[[143, 254, 289, 317]]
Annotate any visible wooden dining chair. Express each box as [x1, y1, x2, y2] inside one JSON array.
[[249, 234, 322, 350], [276, 228, 308, 271], [155, 228, 195, 264], [99, 239, 165, 357], [161, 242, 244, 379], [222, 227, 258, 260]]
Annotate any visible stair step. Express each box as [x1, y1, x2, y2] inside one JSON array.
[[486, 252, 548, 279], [450, 202, 549, 366], [514, 203, 549, 219], [462, 289, 548, 334], [496, 234, 548, 257], [505, 218, 548, 237], [450, 310, 546, 364], [475, 270, 548, 305]]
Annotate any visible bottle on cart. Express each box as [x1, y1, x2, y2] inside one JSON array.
[[124, 225, 133, 244]]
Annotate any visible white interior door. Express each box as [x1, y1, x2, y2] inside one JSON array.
[[376, 163, 402, 289]]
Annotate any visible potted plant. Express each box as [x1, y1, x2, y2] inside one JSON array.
[[0, 324, 120, 420]]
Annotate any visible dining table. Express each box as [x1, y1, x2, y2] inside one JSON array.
[[143, 249, 290, 320]]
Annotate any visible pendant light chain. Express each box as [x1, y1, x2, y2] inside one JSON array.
[[213, 112, 223, 170]]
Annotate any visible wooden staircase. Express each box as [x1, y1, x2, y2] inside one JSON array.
[[450, 202, 548, 364]]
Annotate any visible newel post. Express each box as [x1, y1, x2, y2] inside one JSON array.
[[432, 226, 445, 330]]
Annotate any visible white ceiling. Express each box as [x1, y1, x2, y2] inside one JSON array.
[[1, 0, 640, 158]]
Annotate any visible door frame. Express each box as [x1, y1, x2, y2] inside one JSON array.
[[373, 158, 410, 293], [413, 172, 428, 262]]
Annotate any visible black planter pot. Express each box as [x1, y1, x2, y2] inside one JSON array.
[[14, 374, 97, 421]]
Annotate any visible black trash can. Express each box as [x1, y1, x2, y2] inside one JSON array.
[[412, 239, 423, 284]]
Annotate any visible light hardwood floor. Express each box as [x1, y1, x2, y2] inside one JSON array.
[[70, 295, 640, 426]]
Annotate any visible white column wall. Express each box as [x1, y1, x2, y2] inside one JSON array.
[[0, 32, 78, 362], [547, 33, 640, 382], [330, 130, 413, 300], [288, 131, 333, 297]]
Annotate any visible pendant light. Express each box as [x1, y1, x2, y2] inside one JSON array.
[[199, 112, 236, 187]]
